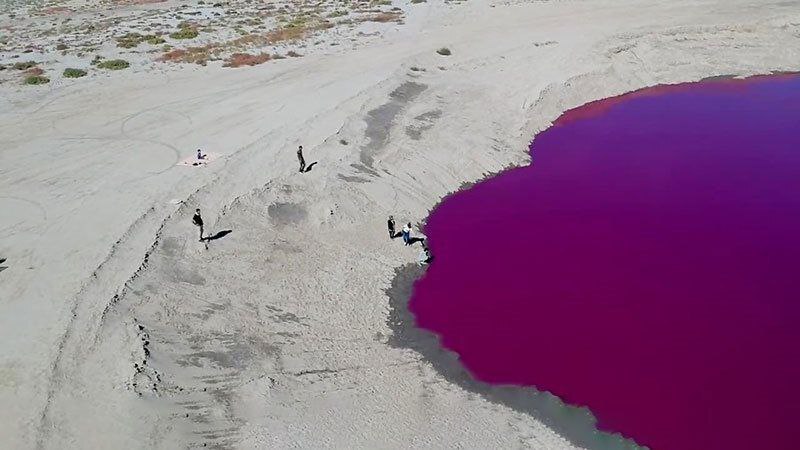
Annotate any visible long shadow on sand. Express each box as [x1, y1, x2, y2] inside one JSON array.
[[385, 264, 641, 450], [202, 230, 233, 249], [203, 229, 233, 242]]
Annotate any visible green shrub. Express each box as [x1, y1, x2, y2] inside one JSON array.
[[63, 68, 87, 78], [117, 33, 143, 48], [171, 23, 199, 39], [13, 61, 37, 70], [97, 59, 130, 70], [145, 35, 166, 45], [56, 43, 68, 50], [169, 27, 199, 39], [436, 47, 451, 56], [24, 75, 49, 85]]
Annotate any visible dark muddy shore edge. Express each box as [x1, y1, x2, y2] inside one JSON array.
[[381, 71, 800, 449], [385, 263, 641, 450]]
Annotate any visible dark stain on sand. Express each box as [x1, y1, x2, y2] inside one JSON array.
[[361, 81, 427, 167], [267, 202, 307, 226], [405, 109, 442, 140]]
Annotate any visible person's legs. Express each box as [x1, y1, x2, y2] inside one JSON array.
[[199, 224, 204, 241], [299, 157, 305, 173]]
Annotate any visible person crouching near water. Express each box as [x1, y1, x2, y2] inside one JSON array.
[[388, 215, 396, 239], [192, 208, 204, 241], [402, 222, 412, 246], [418, 243, 432, 266]]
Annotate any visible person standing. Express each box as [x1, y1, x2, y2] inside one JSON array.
[[402, 222, 412, 246], [297, 145, 306, 173], [192, 208, 204, 241], [387, 215, 396, 239]]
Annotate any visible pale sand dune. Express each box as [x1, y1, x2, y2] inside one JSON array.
[[1, 0, 799, 448]]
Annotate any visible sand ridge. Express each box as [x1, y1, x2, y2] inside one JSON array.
[[1, 0, 800, 448]]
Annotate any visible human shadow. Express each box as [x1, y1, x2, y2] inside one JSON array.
[[407, 237, 426, 246], [203, 229, 232, 242], [390, 231, 403, 239], [304, 162, 318, 173], [0, 266, 6, 273]]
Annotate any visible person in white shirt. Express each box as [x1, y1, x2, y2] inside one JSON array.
[[402, 222, 412, 246]]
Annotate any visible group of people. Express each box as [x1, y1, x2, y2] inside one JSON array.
[[191, 144, 308, 240], [190, 145, 434, 267], [387, 215, 432, 266]]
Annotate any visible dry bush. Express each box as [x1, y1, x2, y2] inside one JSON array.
[[25, 67, 44, 76], [360, 12, 402, 23], [223, 52, 272, 68], [13, 61, 37, 70], [265, 21, 333, 44], [266, 26, 309, 43], [158, 48, 188, 61], [157, 45, 217, 65], [287, 50, 303, 57]]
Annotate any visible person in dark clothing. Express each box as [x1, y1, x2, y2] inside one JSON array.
[[192, 208, 204, 241], [418, 244, 432, 266], [297, 145, 306, 173], [387, 215, 396, 239]]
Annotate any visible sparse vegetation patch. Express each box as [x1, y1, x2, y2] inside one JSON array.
[[436, 47, 451, 56], [169, 24, 199, 40], [13, 61, 37, 70], [116, 32, 167, 48], [97, 59, 130, 70], [157, 45, 218, 65], [223, 52, 271, 67], [360, 12, 402, 23], [24, 75, 49, 85], [63, 68, 88, 78]]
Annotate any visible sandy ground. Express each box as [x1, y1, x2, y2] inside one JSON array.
[[1, 0, 800, 448]]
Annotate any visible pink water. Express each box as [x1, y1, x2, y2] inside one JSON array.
[[409, 74, 800, 450]]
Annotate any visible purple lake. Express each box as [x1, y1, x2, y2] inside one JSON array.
[[409, 74, 800, 450]]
